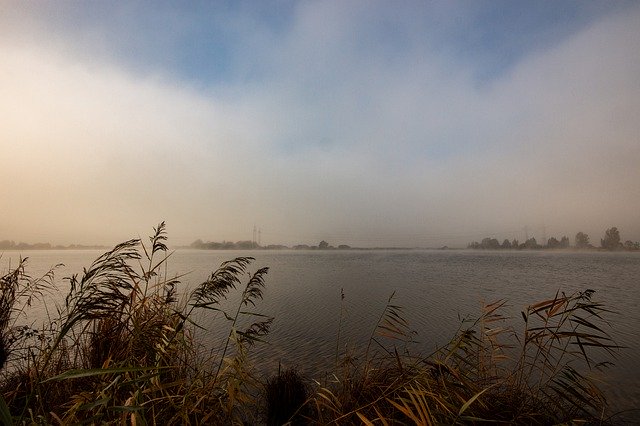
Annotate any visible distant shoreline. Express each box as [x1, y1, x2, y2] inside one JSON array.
[[178, 245, 640, 252], [3, 241, 638, 253], [0, 243, 109, 251], [181, 245, 422, 251]]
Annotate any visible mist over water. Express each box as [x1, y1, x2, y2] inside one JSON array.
[[4, 248, 639, 419], [2, 3, 639, 421]]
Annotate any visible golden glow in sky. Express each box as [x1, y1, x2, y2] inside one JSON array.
[[1, 2, 639, 247]]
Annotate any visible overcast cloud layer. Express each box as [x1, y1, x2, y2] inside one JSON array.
[[1, 1, 639, 247]]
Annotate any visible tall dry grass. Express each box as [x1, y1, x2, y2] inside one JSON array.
[[0, 222, 272, 424], [0, 223, 624, 425], [307, 290, 620, 425]]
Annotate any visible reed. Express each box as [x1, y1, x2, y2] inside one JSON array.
[[264, 367, 309, 425], [0, 223, 272, 424], [308, 290, 620, 425], [0, 224, 624, 425]]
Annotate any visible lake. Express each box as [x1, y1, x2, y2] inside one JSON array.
[[2, 248, 639, 420]]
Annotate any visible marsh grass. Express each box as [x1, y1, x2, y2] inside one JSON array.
[[0, 224, 623, 425], [0, 222, 272, 424], [307, 290, 621, 425], [264, 367, 309, 425]]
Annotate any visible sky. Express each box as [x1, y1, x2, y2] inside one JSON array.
[[1, 0, 639, 248]]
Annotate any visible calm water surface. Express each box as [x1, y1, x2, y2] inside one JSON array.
[[2, 249, 639, 419]]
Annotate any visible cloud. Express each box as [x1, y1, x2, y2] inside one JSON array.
[[0, 40, 253, 244], [0, 2, 639, 247]]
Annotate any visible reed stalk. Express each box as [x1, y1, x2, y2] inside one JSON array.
[[0, 224, 624, 424]]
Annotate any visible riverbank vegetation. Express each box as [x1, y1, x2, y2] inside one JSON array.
[[0, 240, 108, 251], [189, 238, 352, 251], [1, 224, 624, 424], [468, 226, 640, 251]]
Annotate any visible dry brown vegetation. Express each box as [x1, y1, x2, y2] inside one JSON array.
[[0, 223, 624, 425]]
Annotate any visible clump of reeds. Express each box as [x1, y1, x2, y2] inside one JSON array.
[[308, 290, 621, 425], [264, 367, 309, 425], [0, 222, 273, 425], [0, 224, 624, 425]]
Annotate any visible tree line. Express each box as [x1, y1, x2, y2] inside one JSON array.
[[0, 240, 107, 250], [190, 239, 352, 250], [468, 227, 639, 251]]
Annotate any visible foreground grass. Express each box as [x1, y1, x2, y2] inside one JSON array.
[[0, 224, 623, 425]]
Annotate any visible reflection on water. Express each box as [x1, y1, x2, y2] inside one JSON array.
[[2, 249, 639, 418]]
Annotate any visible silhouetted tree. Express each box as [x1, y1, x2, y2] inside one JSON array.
[[560, 236, 570, 248], [318, 240, 329, 249], [521, 237, 540, 249], [0, 240, 17, 250], [236, 240, 255, 249], [546, 237, 560, 249], [481, 238, 500, 249], [190, 239, 204, 249], [575, 232, 590, 249], [601, 227, 621, 250], [501, 239, 512, 249]]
